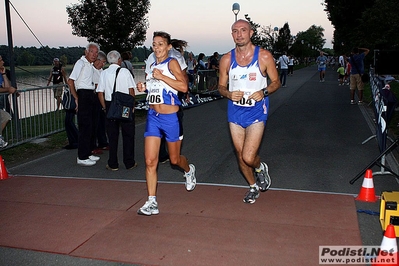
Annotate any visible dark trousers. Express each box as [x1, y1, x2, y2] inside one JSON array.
[[96, 98, 108, 148], [65, 110, 78, 148], [288, 65, 294, 75], [105, 101, 136, 169], [280, 69, 288, 86], [77, 90, 98, 160]]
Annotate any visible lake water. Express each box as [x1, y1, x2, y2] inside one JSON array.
[[15, 65, 147, 92], [8, 65, 147, 119]]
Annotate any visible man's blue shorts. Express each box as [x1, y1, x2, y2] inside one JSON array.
[[144, 108, 183, 142], [227, 99, 268, 128], [318, 66, 326, 72]]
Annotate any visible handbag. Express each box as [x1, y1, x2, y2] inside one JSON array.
[[62, 86, 76, 110], [106, 68, 135, 121]]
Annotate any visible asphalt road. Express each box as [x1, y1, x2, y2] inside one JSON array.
[[3, 65, 399, 265]]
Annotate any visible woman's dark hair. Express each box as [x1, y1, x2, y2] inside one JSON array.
[[198, 53, 205, 61], [153, 31, 171, 45], [121, 51, 130, 61], [171, 39, 188, 54]]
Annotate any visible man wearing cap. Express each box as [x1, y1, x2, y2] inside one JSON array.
[[47, 58, 67, 110]]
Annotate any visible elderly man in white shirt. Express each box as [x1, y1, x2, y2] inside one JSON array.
[[67, 42, 100, 166], [96, 50, 137, 171]]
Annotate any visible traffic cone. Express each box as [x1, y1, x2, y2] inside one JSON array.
[[355, 169, 378, 202], [0, 155, 9, 180], [372, 224, 398, 266]]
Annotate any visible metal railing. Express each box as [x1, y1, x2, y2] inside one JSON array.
[[0, 67, 218, 150], [1, 85, 66, 149]]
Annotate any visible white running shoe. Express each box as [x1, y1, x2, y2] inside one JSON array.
[[255, 162, 271, 192], [0, 135, 8, 148], [184, 164, 196, 191], [77, 158, 96, 166], [137, 200, 159, 216], [89, 155, 100, 161]]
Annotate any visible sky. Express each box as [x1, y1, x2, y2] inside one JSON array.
[[0, 0, 334, 56]]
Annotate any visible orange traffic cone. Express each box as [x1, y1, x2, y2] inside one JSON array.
[[0, 155, 9, 180], [355, 169, 378, 202], [372, 224, 398, 266]]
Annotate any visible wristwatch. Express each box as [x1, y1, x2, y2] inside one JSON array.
[[263, 88, 269, 97]]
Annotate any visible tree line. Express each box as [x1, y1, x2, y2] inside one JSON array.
[[0, 45, 152, 66], [323, 0, 399, 54]]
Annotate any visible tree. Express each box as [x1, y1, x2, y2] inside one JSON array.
[[275, 23, 293, 55], [359, 0, 399, 50], [323, 0, 375, 53], [66, 0, 150, 52], [17, 51, 35, 66], [289, 25, 325, 60], [244, 14, 274, 52]]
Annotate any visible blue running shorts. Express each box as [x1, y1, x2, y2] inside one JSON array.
[[227, 98, 268, 128], [144, 108, 182, 142]]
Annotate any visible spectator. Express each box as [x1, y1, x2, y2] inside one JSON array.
[[348, 47, 370, 104], [92, 51, 109, 153], [121, 51, 135, 78], [97, 50, 137, 171], [207, 52, 219, 91], [337, 63, 345, 86], [186, 52, 196, 88], [288, 55, 294, 76], [339, 54, 345, 68], [47, 58, 67, 111], [196, 53, 207, 91], [67, 42, 101, 166], [0, 108, 11, 148], [344, 59, 351, 85], [0, 55, 17, 148], [278, 51, 289, 87]]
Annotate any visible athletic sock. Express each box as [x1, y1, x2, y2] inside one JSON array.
[[250, 183, 259, 190], [255, 163, 264, 173], [148, 196, 156, 202]]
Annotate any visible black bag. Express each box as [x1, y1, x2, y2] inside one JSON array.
[[62, 86, 76, 110], [106, 68, 135, 121]]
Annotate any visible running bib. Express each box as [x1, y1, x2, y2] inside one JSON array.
[[146, 79, 164, 104], [233, 89, 255, 107]]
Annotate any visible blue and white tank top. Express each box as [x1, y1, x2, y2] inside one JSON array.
[[228, 46, 267, 107], [146, 57, 182, 106]]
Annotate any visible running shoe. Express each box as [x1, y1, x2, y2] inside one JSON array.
[[137, 200, 159, 216], [184, 164, 196, 191], [255, 162, 271, 192], [243, 186, 260, 204], [106, 164, 118, 171], [0, 135, 8, 148]]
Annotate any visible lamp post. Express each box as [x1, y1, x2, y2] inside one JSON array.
[[273, 27, 278, 54], [232, 3, 240, 22]]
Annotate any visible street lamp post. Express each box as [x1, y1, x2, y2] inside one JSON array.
[[232, 3, 240, 22], [273, 27, 278, 54]]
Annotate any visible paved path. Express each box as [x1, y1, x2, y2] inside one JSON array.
[[1, 65, 398, 265]]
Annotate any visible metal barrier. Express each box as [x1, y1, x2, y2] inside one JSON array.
[[191, 69, 218, 92], [1, 85, 66, 149], [0, 67, 217, 150]]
